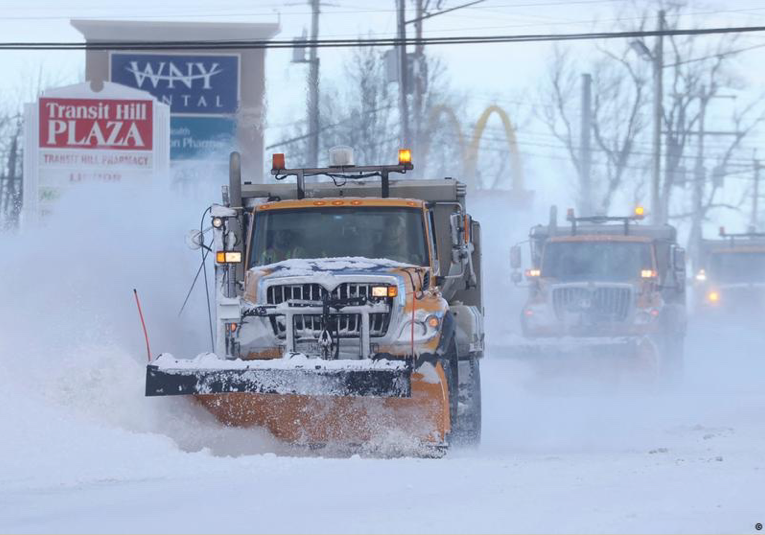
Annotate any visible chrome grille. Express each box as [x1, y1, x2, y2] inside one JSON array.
[[552, 285, 632, 322], [266, 282, 391, 338]]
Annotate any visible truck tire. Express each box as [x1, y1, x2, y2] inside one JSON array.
[[452, 355, 482, 446]]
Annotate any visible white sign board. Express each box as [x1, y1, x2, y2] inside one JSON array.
[[23, 81, 170, 224]]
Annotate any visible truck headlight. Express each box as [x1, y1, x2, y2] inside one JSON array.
[[371, 285, 397, 298]]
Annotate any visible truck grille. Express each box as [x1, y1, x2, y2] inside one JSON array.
[[552, 285, 633, 322], [266, 282, 391, 339]]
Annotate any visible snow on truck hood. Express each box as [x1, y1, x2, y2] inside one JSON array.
[[250, 257, 418, 280]]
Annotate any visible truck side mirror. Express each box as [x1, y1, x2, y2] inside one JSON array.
[[449, 213, 464, 248], [449, 213, 467, 264], [510, 245, 522, 269], [673, 246, 687, 290], [673, 247, 686, 270]]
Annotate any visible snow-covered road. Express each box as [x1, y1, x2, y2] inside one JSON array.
[[2, 322, 763, 534], [1, 186, 763, 533]]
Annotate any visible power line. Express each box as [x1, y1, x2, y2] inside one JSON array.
[[4, 24, 765, 50]]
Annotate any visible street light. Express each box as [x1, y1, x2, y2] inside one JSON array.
[[629, 39, 652, 61]]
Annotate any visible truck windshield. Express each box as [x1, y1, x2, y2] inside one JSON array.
[[250, 206, 429, 267], [541, 241, 653, 282], [709, 252, 765, 283]]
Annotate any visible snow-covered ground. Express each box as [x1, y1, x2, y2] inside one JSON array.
[[1, 186, 763, 534]]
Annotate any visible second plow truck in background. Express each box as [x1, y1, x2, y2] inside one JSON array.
[[510, 207, 687, 380], [694, 228, 765, 316], [145, 148, 484, 455]]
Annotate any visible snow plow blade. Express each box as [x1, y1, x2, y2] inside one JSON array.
[[145, 355, 412, 398]]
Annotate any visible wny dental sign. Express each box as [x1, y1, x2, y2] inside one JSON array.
[[23, 81, 170, 224], [40, 98, 153, 150]]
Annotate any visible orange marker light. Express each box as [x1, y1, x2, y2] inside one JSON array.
[[398, 148, 412, 165], [427, 316, 440, 328], [634, 206, 645, 219], [388, 286, 398, 298], [272, 153, 286, 170], [216, 251, 242, 264]]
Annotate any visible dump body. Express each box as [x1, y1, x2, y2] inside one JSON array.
[[148, 159, 484, 452]]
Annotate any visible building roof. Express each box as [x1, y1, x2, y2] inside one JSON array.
[[71, 19, 280, 42]]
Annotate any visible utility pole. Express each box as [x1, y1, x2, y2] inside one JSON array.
[[396, 0, 411, 148], [651, 9, 665, 224], [690, 85, 708, 272], [307, 0, 321, 167], [412, 0, 424, 163], [753, 152, 761, 230], [579, 73, 593, 215]]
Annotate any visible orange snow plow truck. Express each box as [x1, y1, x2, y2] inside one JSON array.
[[146, 148, 484, 454], [510, 207, 687, 379]]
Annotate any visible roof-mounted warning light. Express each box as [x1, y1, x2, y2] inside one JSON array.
[[329, 146, 355, 167], [634, 206, 645, 219], [398, 148, 413, 167], [272, 153, 286, 172]]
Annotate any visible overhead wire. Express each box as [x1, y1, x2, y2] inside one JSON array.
[[5, 25, 765, 50]]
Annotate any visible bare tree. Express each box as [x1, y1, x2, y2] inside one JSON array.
[[540, 0, 765, 255], [651, 2, 765, 263], [539, 44, 649, 214], [276, 44, 463, 177], [0, 61, 77, 230]]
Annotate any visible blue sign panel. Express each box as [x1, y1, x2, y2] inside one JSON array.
[[170, 116, 236, 160], [111, 53, 239, 115]]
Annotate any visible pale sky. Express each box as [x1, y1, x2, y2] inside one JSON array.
[[4, 0, 765, 231]]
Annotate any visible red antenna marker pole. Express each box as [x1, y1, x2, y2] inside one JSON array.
[[133, 289, 153, 362]]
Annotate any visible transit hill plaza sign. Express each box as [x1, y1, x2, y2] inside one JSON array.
[[40, 98, 153, 152], [23, 82, 170, 223]]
